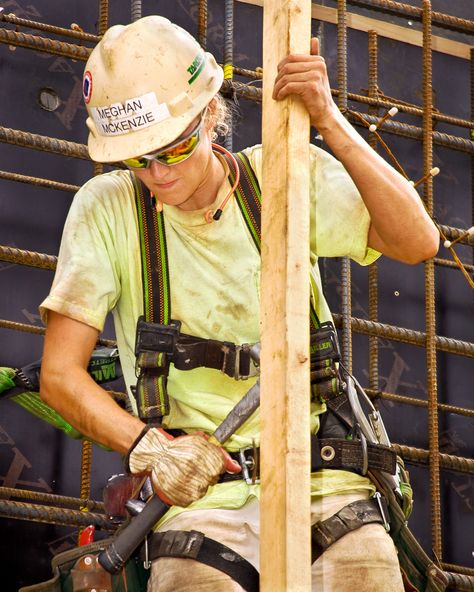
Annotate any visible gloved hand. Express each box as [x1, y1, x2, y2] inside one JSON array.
[[126, 427, 241, 507]]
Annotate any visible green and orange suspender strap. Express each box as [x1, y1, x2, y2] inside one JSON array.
[[131, 151, 342, 423]]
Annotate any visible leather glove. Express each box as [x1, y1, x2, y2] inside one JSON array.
[[126, 427, 241, 507]]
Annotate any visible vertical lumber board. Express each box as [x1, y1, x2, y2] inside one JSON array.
[[260, 1, 312, 591]]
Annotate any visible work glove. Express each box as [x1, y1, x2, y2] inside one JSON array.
[[126, 427, 241, 507]]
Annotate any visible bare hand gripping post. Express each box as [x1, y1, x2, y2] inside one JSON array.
[[98, 344, 261, 574]]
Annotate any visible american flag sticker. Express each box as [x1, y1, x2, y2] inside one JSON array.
[[83, 71, 93, 104]]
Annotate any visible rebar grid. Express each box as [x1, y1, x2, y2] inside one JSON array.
[[337, 0, 353, 372], [0, 13, 100, 42], [368, 30, 379, 396], [422, 1, 442, 560]]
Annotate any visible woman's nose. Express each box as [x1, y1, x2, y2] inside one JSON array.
[[148, 158, 171, 179]]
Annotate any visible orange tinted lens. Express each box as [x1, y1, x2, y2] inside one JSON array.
[[157, 133, 199, 165]]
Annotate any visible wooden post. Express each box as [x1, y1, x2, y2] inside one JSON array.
[[260, 1, 312, 591]]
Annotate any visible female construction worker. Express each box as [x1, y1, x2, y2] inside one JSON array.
[[39, 15, 439, 592]]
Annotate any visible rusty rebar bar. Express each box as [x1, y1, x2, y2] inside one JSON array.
[[0, 170, 79, 193], [0, 245, 57, 270], [0, 486, 105, 511], [434, 257, 474, 275], [393, 443, 474, 476], [98, 0, 109, 36], [0, 27, 92, 60], [332, 314, 474, 358], [0, 499, 114, 530], [0, 318, 116, 348], [78, 438, 93, 543], [337, 0, 353, 372], [346, 0, 474, 35], [368, 30, 379, 396], [422, 1, 442, 560], [366, 388, 474, 419], [438, 224, 474, 247], [0, 13, 100, 43], [0, 125, 90, 160], [348, 113, 474, 155], [471, 49, 474, 280], [198, 0, 208, 49]]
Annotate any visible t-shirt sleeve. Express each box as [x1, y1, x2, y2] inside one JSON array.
[[242, 144, 381, 266], [39, 173, 129, 331]]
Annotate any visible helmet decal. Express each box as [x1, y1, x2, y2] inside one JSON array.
[[187, 51, 206, 85], [83, 71, 93, 104]]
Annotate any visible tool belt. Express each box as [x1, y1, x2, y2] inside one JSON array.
[[220, 434, 397, 485]]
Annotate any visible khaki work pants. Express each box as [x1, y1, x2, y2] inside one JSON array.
[[148, 491, 405, 592]]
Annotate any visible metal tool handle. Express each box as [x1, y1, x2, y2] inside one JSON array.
[[98, 495, 169, 573]]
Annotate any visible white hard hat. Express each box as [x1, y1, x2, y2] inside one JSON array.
[[83, 15, 223, 162]]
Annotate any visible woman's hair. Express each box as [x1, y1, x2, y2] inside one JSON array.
[[206, 93, 238, 141]]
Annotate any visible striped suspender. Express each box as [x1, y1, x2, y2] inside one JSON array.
[[132, 173, 172, 421]]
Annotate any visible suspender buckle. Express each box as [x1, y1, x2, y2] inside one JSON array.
[[135, 316, 182, 357]]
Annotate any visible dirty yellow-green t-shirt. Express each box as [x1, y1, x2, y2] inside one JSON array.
[[40, 144, 380, 522]]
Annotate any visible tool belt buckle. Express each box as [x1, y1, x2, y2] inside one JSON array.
[[238, 443, 260, 485], [232, 343, 259, 380], [135, 316, 182, 357]]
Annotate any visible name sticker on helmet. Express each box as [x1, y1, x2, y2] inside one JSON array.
[[187, 51, 205, 85], [90, 92, 170, 137]]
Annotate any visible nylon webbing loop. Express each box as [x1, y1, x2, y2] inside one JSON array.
[[132, 173, 171, 421]]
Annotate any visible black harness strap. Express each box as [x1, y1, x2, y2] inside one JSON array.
[[142, 530, 259, 592], [311, 496, 391, 563]]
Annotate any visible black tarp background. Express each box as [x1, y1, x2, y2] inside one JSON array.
[[0, 1, 472, 589]]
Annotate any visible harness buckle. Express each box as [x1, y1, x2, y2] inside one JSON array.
[[233, 344, 259, 380], [238, 441, 260, 485], [135, 316, 182, 357]]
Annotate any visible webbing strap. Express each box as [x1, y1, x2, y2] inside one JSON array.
[[132, 173, 170, 421], [225, 151, 321, 331]]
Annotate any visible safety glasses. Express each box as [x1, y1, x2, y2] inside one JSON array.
[[122, 115, 204, 169]]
